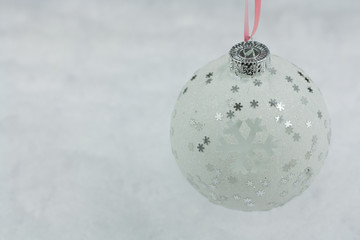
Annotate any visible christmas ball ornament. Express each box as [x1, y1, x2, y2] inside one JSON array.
[[170, 41, 331, 211], [170, 1, 331, 211]]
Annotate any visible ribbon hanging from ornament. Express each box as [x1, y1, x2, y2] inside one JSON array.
[[244, 0, 261, 42]]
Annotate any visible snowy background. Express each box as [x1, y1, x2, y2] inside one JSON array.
[[0, 0, 359, 239]]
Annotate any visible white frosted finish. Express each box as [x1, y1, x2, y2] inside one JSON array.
[[170, 54, 331, 211]]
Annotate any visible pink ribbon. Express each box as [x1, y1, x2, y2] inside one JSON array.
[[244, 0, 261, 42]]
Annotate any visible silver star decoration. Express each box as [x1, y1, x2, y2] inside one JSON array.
[[234, 102, 243, 111], [317, 111, 323, 119], [215, 169, 221, 177], [306, 121, 312, 128], [269, 99, 277, 107], [285, 76, 293, 82], [253, 79, 262, 86], [293, 133, 301, 142], [250, 100, 259, 108], [285, 126, 294, 135], [203, 136, 210, 145], [215, 112, 223, 121], [293, 84, 300, 92], [226, 110, 235, 119], [269, 67, 276, 75], [276, 102, 285, 111], [284, 120, 292, 128], [256, 190, 265, 197], [197, 143, 204, 152], [247, 180, 253, 186], [231, 85, 239, 93], [244, 197, 252, 203]]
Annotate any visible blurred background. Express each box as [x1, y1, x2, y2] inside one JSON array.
[[0, 0, 359, 239]]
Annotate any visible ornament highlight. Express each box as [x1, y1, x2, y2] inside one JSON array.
[[170, 41, 331, 211]]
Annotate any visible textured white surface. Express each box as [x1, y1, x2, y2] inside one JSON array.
[[170, 54, 331, 211], [0, 0, 359, 239]]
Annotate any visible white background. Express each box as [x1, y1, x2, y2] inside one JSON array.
[[0, 0, 359, 239]]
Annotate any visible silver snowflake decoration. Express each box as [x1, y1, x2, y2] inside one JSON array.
[[284, 120, 292, 128], [285, 76, 293, 82], [226, 110, 235, 119], [269, 99, 277, 107], [203, 136, 210, 145], [253, 79, 262, 87], [269, 67, 276, 75], [197, 143, 204, 152], [293, 133, 301, 142], [285, 126, 294, 135], [256, 190, 265, 197], [215, 112, 223, 121], [317, 111, 323, 119], [250, 100, 259, 108], [218, 118, 276, 174], [231, 85, 239, 93], [293, 84, 300, 92], [276, 102, 285, 111]]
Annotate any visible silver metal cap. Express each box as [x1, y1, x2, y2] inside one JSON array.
[[229, 41, 270, 76]]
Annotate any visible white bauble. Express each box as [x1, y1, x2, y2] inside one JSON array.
[[170, 47, 331, 211]]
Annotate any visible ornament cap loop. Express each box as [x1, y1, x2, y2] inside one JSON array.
[[229, 41, 270, 76]]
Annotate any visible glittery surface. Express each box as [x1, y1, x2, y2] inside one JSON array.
[[171, 54, 331, 211]]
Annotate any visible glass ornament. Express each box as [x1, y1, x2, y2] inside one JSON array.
[[170, 41, 331, 211]]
